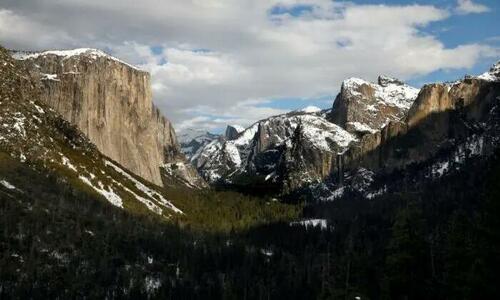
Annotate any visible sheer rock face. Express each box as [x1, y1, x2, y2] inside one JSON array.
[[13, 49, 182, 186], [345, 77, 500, 173], [329, 76, 419, 135], [406, 84, 454, 128], [0, 46, 183, 217], [225, 125, 244, 140]]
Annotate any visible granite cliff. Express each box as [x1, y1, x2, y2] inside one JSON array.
[[0, 46, 183, 217], [12, 48, 199, 187]]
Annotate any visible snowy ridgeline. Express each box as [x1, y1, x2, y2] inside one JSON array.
[[12, 48, 143, 71], [342, 76, 419, 110], [192, 111, 358, 183]]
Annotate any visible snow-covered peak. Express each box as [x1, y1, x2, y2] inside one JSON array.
[[297, 114, 357, 151], [12, 48, 142, 71], [192, 111, 358, 184], [341, 76, 419, 110], [374, 80, 419, 110], [342, 77, 369, 90], [477, 60, 500, 82]]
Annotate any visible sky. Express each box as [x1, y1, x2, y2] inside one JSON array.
[[0, 0, 498, 134]]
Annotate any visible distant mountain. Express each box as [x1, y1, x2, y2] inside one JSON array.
[[190, 62, 500, 199], [179, 129, 221, 160], [179, 124, 245, 162]]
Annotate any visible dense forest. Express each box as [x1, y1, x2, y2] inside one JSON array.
[[1, 141, 500, 299]]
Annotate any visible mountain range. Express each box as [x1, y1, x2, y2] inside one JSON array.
[[184, 63, 500, 200], [2, 43, 500, 299]]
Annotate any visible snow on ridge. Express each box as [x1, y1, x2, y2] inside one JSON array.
[[12, 48, 142, 71], [343, 77, 369, 87], [178, 128, 215, 144], [347, 121, 378, 134], [342, 76, 419, 110], [476, 61, 500, 82], [233, 123, 259, 146], [104, 160, 183, 214], [78, 175, 123, 208], [61, 155, 78, 172], [298, 114, 357, 151], [224, 143, 242, 167], [374, 81, 419, 110]]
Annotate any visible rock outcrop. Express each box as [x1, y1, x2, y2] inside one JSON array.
[[225, 125, 244, 140], [329, 76, 419, 135], [12, 49, 186, 186], [406, 84, 454, 128]]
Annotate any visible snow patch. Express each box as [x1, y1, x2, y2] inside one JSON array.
[[290, 219, 328, 229], [347, 121, 378, 134], [79, 175, 123, 208], [105, 160, 182, 214], [61, 156, 78, 172], [41, 73, 60, 81], [0, 179, 16, 190]]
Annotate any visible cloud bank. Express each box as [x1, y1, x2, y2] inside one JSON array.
[[0, 0, 496, 132]]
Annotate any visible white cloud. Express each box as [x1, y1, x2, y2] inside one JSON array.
[[0, 1, 497, 133], [0, 9, 75, 49], [455, 0, 490, 15], [175, 101, 289, 132]]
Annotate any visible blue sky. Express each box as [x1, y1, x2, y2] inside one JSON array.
[[0, 0, 498, 133]]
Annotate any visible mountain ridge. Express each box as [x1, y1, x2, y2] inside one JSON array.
[[189, 64, 500, 199]]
